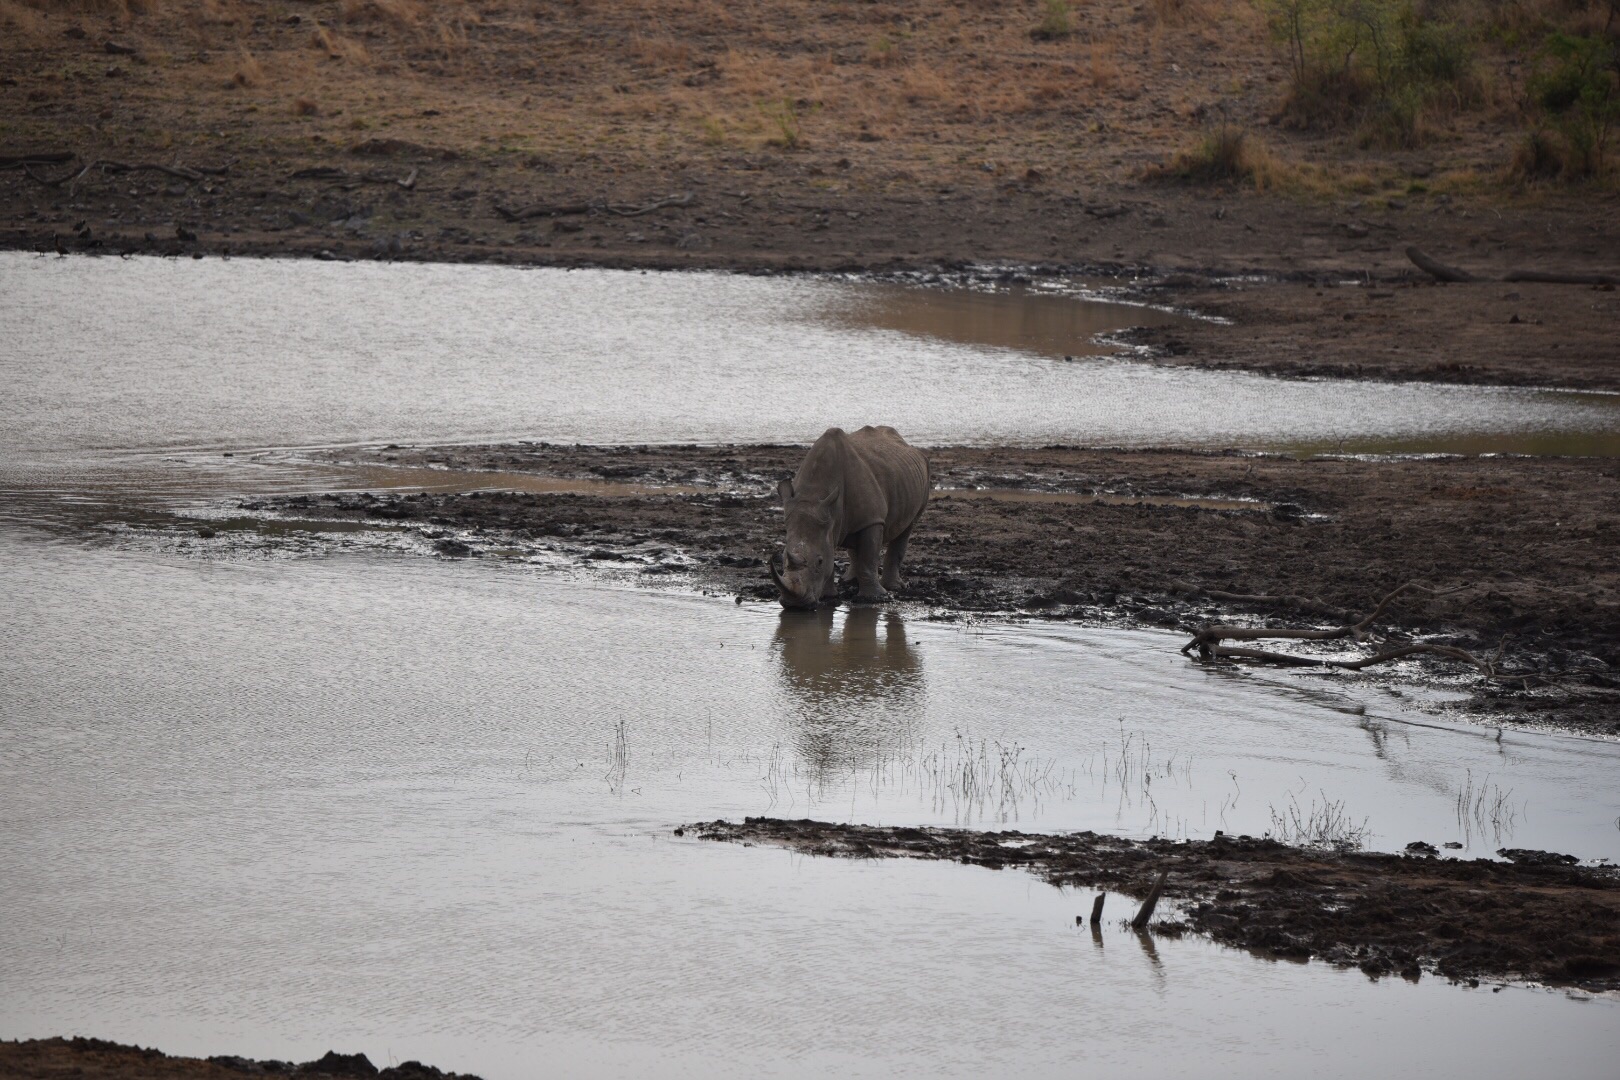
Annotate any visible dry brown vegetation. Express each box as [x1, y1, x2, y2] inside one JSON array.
[[1, 1, 1615, 272], [0, 0, 1533, 182]]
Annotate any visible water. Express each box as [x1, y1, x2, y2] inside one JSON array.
[[2, 535, 1617, 1076], [3, 255, 1618, 1076], [3, 254, 1619, 464]]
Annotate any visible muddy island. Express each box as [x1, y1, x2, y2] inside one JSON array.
[[686, 817, 1620, 992]]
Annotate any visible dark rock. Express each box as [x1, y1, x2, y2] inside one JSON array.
[[298, 1051, 378, 1077], [1496, 848, 1579, 866]]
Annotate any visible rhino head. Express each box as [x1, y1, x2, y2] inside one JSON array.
[[769, 478, 839, 608]]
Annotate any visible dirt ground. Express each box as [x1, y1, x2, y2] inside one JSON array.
[[233, 441, 1620, 735], [687, 817, 1620, 992], [0, 1040, 479, 1080]]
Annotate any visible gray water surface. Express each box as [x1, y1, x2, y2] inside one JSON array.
[[4, 253, 1618, 462], [2, 534, 1617, 1079], [4, 254, 1619, 1077]]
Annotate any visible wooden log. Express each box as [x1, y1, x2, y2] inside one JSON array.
[[0, 151, 75, 168], [1089, 893, 1106, 926], [1406, 246, 1477, 283], [1503, 269, 1620, 286], [1130, 870, 1169, 931]]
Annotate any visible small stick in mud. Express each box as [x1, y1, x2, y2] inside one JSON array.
[[1130, 870, 1169, 931], [1089, 892, 1106, 926]]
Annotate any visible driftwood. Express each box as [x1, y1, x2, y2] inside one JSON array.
[[1179, 582, 1517, 676], [606, 192, 694, 216], [492, 191, 694, 222], [1130, 870, 1169, 931], [493, 200, 593, 221], [0, 151, 76, 169], [1407, 246, 1620, 286], [17, 158, 230, 187], [1405, 246, 1476, 283]]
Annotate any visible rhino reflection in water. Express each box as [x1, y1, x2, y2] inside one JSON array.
[[771, 605, 925, 773]]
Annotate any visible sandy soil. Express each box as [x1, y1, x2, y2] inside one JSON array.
[[0, 1040, 479, 1080], [233, 441, 1620, 735], [687, 817, 1620, 992]]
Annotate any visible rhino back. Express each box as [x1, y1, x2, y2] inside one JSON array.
[[845, 426, 930, 541]]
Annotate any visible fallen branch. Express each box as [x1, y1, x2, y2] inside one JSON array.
[[1502, 268, 1620, 286], [1405, 246, 1475, 283], [492, 200, 594, 222], [605, 191, 695, 216], [1407, 246, 1619, 286], [20, 158, 229, 187], [1181, 582, 1454, 659], [1177, 582, 1558, 682], [492, 192, 696, 222], [0, 151, 75, 169]]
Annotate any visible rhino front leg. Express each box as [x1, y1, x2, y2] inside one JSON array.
[[881, 527, 912, 592], [850, 523, 890, 602]]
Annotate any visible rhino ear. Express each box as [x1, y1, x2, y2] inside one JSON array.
[[777, 478, 795, 505]]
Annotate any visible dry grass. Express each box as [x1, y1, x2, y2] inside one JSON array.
[[1146, 125, 1304, 191], [309, 23, 372, 66], [1, 0, 1598, 200], [230, 49, 263, 88]]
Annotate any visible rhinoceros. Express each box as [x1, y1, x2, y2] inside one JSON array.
[[769, 425, 931, 607]]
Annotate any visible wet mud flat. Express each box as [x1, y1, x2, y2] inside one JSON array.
[[0, 1039, 478, 1080], [242, 443, 1620, 734], [688, 817, 1620, 992], [1127, 277, 1620, 393]]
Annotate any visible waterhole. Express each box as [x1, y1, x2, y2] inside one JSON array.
[[3, 255, 1617, 1077]]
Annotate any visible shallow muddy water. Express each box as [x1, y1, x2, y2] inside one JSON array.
[[3, 533, 1619, 1077], [5, 253, 1620, 466]]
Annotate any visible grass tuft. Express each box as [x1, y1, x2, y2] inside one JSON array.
[[1147, 124, 1296, 190], [1031, 0, 1072, 41]]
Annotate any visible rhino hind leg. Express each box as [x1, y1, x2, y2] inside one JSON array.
[[850, 523, 890, 602], [881, 527, 912, 592]]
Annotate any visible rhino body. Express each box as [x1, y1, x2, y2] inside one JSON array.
[[770, 425, 930, 607]]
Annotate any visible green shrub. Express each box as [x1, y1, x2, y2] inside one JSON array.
[[1527, 32, 1619, 176], [1032, 0, 1073, 41], [1262, 0, 1480, 142]]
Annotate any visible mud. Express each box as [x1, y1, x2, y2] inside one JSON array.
[[234, 442, 1620, 736], [686, 816, 1620, 992], [0, 1039, 480, 1080]]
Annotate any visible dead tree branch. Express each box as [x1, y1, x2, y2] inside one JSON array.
[[492, 200, 594, 221], [605, 192, 695, 216], [19, 158, 230, 188], [1408, 246, 1620, 286], [0, 151, 76, 169], [1177, 582, 1531, 678], [492, 192, 694, 222], [1405, 246, 1476, 282]]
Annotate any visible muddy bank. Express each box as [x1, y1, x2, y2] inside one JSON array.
[[233, 443, 1620, 735], [687, 816, 1620, 992], [0, 1039, 479, 1080], [1129, 277, 1620, 391]]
